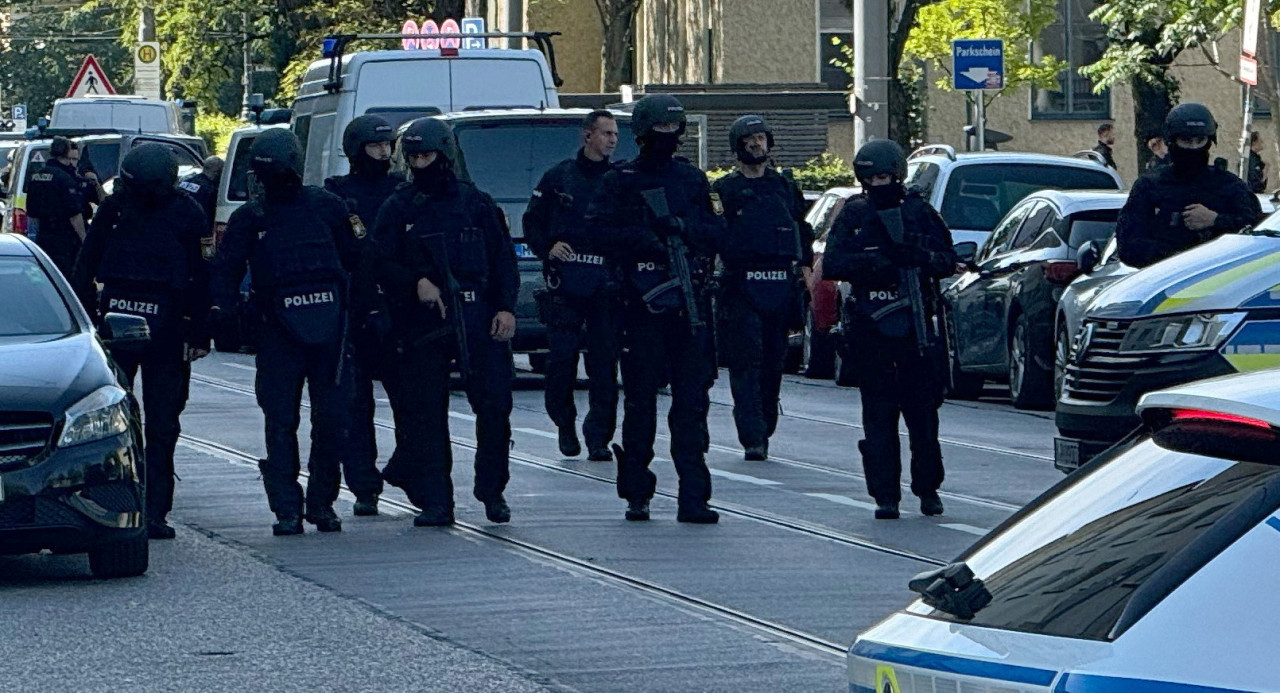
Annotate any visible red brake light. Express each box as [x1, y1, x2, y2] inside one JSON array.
[[1170, 409, 1273, 429], [1044, 260, 1080, 286], [13, 208, 27, 235]]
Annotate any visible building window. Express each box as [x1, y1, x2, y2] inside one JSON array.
[[1030, 0, 1110, 119], [819, 0, 852, 90]]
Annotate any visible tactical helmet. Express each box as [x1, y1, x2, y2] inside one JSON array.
[[120, 143, 178, 197], [853, 139, 907, 182], [249, 128, 304, 179], [728, 115, 774, 155], [630, 94, 687, 138], [1165, 103, 1218, 143], [342, 114, 396, 160], [400, 118, 457, 164]]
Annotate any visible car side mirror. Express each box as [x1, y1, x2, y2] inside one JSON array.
[[100, 312, 151, 351], [953, 241, 978, 263], [1077, 241, 1100, 274]]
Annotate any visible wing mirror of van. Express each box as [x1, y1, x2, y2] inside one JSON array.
[[259, 109, 293, 126], [953, 241, 978, 263], [1077, 240, 1101, 275]]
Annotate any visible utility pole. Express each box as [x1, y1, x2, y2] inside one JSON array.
[[241, 12, 252, 119], [853, 0, 890, 152]]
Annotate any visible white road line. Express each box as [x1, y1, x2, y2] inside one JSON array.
[[804, 493, 876, 511], [221, 363, 257, 372], [449, 411, 476, 421], [514, 427, 558, 440], [708, 469, 783, 486], [939, 523, 990, 536]]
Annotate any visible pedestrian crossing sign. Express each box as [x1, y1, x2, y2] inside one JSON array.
[[66, 55, 117, 98]]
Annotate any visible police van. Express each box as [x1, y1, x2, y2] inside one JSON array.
[[851, 368, 1280, 693], [289, 32, 562, 187]]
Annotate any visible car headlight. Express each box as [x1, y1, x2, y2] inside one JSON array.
[[1119, 312, 1246, 353], [58, 385, 131, 448]]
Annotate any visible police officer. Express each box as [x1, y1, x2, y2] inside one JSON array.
[[27, 137, 88, 275], [1117, 103, 1263, 268], [324, 114, 403, 516], [71, 144, 211, 540], [821, 140, 957, 520], [371, 118, 519, 527], [712, 115, 813, 461], [211, 129, 370, 536], [524, 109, 622, 461], [588, 94, 725, 523], [180, 155, 224, 230]]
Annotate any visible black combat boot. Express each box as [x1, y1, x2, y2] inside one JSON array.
[[743, 443, 768, 461], [919, 494, 944, 517], [558, 426, 582, 457], [352, 495, 379, 517], [625, 499, 650, 521], [484, 496, 511, 524], [587, 446, 613, 462], [273, 514, 304, 536], [413, 506, 455, 527], [304, 506, 343, 532], [147, 518, 176, 540], [874, 502, 900, 520], [677, 503, 720, 524]]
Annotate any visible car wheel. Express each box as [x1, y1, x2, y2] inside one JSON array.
[[88, 533, 149, 579], [528, 352, 549, 374], [803, 309, 835, 379], [943, 307, 984, 400], [1008, 313, 1053, 410], [1054, 323, 1070, 404]]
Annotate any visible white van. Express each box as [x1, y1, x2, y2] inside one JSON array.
[[50, 95, 185, 135], [289, 35, 561, 186], [215, 123, 290, 234]]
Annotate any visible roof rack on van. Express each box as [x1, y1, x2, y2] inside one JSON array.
[[321, 31, 564, 94], [909, 144, 956, 161], [1072, 149, 1107, 166]]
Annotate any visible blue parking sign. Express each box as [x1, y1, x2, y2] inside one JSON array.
[[952, 39, 1004, 91], [461, 17, 485, 49], [12, 104, 26, 120]]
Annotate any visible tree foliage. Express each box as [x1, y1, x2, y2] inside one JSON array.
[[903, 0, 1066, 104], [0, 3, 130, 117]]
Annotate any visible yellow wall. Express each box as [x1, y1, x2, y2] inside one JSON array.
[[528, 0, 604, 92]]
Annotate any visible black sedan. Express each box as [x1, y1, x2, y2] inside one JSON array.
[[0, 234, 151, 578], [941, 190, 1126, 409]]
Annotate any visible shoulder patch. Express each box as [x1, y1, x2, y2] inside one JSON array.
[[709, 192, 724, 216], [178, 180, 201, 193], [349, 214, 367, 239]]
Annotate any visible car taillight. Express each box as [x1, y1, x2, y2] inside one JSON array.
[[13, 208, 27, 235], [1043, 260, 1080, 285], [1149, 408, 1280, 464], [1170, 409, 1273, 429]]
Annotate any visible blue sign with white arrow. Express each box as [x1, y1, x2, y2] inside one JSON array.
[[952, 39, 1005, 90]]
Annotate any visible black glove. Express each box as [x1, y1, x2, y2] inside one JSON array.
[[364, 309, 392, 340]]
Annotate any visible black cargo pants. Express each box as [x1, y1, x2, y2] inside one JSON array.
[[541, 290, 620, 450]]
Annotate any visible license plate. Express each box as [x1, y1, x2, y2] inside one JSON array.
[[1054, 437, 1081, 472], [514, 243, 537, 260]]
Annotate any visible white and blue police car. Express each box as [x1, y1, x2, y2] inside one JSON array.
[[850, 367, 1280, 693]]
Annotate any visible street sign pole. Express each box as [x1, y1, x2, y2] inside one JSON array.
[[952, 39, 1004, 152], [1240, 0, 1261, 179]]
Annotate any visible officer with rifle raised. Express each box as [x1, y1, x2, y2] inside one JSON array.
[[821, 140, 957, 520]]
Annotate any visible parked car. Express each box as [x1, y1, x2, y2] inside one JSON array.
[[0, 234, 151, 578], [903, 145, 1124, 249], [216, 122, 290, 237], [850, 368, 1280, 693], [942, 190, 1127, 409], [1054, 193, 1279, 404], [1055, 222, 1280, 472], [1, 132, 203, 236], [798, 186, 858, 379]]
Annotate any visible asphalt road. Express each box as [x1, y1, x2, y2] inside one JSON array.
[[0, 351, 1066, 692]]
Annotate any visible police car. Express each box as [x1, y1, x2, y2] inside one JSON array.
[[850, 367, 1280, 693]]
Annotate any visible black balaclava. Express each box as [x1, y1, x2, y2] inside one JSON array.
[[866, 182, 906, 210], [1168, 142, 1210, 177], [411, 157, 452, 194], [353, 148, 392, 177], [641, 132, 681, 160]]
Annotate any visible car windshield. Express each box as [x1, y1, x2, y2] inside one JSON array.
[[55, 103, 170, 133], [365, 107, 443, 131], [0, 256, 75, 339], [452, 119, 639, 238], [938, 437, 1280, 641], [941, 164, 1119, 232], [227, 136, 256, 202], [1067, 209, 1120, 248]]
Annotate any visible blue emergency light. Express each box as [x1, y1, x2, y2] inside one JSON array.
[[322, 37, 339, 58]]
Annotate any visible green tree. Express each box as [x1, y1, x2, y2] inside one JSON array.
[[0, 3, 131, 117]]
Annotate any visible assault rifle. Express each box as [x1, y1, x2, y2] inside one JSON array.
[[875, 207, 931, 355], [640, 188, 705, 335], [425, 233, 471, 382]]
